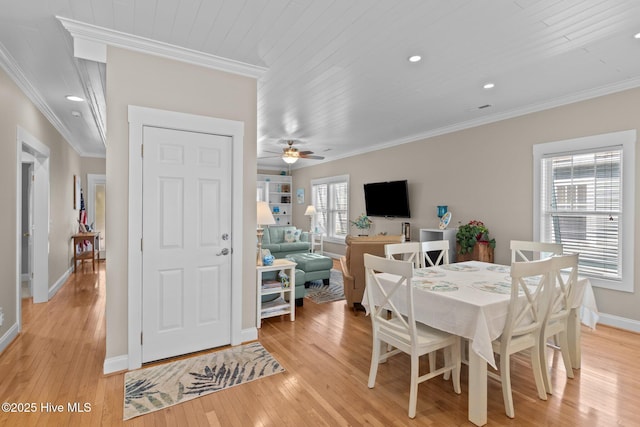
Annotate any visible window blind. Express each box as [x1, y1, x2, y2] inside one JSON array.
[[540, 147, 622, 280]]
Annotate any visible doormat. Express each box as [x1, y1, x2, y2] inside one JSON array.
[[123, 342, 285, 420], [305, 269, 345, 304]]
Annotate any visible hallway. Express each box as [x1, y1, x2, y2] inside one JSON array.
[[0, 262, 123, 426]]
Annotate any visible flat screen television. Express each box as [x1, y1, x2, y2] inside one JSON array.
[[364, 180, 411, 218]]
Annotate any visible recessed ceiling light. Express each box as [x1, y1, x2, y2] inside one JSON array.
[[408, 55, 422, 63], [65, 95, 84, 102], [635, 32, 640, 39], [483, 82, 495, 89]]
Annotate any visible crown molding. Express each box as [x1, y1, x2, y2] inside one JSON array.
[[0, 42, 86, 156], [57, 16, 268, 79], [328, 76, 640, 164]]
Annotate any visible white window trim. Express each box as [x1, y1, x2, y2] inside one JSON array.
[[533, 129, 636, 292], [311, 174, 350, 245]]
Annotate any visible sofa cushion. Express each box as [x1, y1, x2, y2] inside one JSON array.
[[267, 226, 296, 244], [279, 242, 309, 252], [284, 228, 302, 242]]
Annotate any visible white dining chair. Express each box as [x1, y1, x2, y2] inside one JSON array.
[[510, 240, 563, 262], [364, 254, 461, 418], [540, 253, 579, 395], [490, 257, 553, 419], [385, 241, 437, 370], [385, 242, 421, 268], [420, 240, 450, 267]]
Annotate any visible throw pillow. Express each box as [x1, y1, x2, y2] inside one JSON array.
[[293, 229, 302, 242], [284, 229, 296, 243]]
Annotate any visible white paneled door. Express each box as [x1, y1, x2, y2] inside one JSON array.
[[141, 126, 232, 363]]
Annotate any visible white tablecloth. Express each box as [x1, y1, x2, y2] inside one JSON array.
[[363, 261, 598, 369]]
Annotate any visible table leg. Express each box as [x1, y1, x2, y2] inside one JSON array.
[[289, 267, 295, 322], [468, 345, 488, 426], [567, 308, 581, 369]]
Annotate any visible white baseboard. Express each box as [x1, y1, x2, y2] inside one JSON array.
[[0, 322, 19, 354], [597, 312, 640, 333], [242, 327, 258, 343], [104, 354, 129, 375], [49, 267, 72, 300]]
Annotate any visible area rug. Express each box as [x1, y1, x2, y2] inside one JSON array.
[[123, 342, 284, 420], [305, 269, 345, 304]]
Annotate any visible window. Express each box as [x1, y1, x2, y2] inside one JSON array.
[[311, 175, 349, 243], [533, 130, 635, 292]]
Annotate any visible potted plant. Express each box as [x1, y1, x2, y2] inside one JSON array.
[[351, 213, 372, 236], [456, 220, 496, 262]]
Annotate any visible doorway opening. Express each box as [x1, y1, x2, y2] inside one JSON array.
[[16, 127, 50, 332]]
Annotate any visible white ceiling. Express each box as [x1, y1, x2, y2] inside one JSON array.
[[1, 1, 640, 166]]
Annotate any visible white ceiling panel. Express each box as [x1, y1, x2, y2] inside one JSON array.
[[0, 0, 639, 163]]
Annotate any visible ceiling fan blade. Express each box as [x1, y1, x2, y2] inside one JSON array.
[[298, 150, 314, 155], [299, 154, 324, 160]]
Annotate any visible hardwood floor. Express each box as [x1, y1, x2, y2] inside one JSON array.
[[1, 260, 639, 426]]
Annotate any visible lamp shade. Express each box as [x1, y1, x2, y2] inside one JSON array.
[[304, 205, 316, 216], [257, 201, 276, 226]]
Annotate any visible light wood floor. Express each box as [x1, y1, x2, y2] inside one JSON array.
[[1, 260, 639, 426]]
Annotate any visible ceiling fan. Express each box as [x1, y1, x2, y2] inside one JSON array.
[[261, 140, 325, 164]]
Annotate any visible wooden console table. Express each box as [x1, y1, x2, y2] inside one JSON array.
[[72, 232, 99, 272]]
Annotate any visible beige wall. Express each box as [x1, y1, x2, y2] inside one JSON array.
[[80, 156, 106, 187], [0, 67, 83, 340], [104, 47, 257, 360], [292, 87, 640, 323]]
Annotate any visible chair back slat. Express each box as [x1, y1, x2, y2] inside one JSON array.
[[547, 253, 579, 324], [510, 240, 563, 263], [385, 242, 421, 268], [364, 254, 416, 343], [503, 258, 553, 342], [420, 240, 450, 267]]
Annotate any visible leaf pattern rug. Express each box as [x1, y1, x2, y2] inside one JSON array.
[[304, 269, 345, 304], [123, 342, 284, 420]]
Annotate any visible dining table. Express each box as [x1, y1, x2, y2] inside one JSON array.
[[362, 260, 599, 426]]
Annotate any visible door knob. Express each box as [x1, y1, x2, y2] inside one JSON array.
[[23, 232, 31, 237], [216, 248, 230, 256]]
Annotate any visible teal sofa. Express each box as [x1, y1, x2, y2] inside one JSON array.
[[261, 226, 310, 306], [262, 226, 311, 258]]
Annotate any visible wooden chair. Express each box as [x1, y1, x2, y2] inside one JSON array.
[[364, 254, 461, 418], [540, 253, 579, 395], [384, 242, 421, 268], [490, 258, 553, 418], [510, 240, 563, 262], [420, 240, 450, 267]]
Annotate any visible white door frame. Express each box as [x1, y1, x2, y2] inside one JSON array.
[[87, 174, 106, 259], [16, 126, 50, 324], [127, 106, 244, 370]]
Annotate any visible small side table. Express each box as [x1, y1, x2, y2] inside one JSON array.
[[309, 232, 324, 254], [72, 232, 99, 272], [256, 259, 296, 328]]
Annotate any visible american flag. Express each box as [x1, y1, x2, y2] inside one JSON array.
[[79, 188, 87, 231]]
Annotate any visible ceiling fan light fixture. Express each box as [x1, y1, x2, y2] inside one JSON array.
[[283, 155, 298, 164]]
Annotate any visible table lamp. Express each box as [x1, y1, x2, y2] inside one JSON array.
[[304, 205, 316, 233], [257, 201, 276, 265]]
